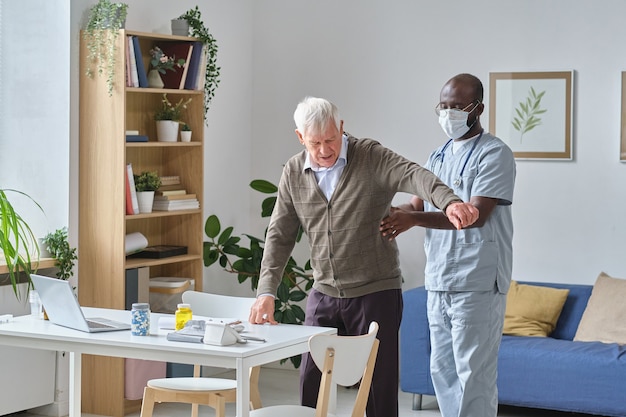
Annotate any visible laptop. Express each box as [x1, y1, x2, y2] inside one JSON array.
[[31, 274, 131, 333]]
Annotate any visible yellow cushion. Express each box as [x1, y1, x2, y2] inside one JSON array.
[[574, 272, 626, 345], [503, 281, 569, 337]]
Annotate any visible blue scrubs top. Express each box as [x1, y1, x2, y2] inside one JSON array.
[[423, 131, 516, 293]]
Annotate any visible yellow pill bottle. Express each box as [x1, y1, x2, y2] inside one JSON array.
[[175, 303, 193, 330]]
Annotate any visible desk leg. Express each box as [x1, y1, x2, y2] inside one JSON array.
[[69, 352, 81, 417], [235, 359, 251, 417]]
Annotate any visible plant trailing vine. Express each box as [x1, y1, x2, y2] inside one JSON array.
[[203, 179, 312, 368], [83, 0, 129, 96], [42, 227, 78, 281], [179, 6, 221, 123]]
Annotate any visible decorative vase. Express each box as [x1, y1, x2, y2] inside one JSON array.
[[147, 69, 164, 88], [156, 120, 179, 142], [136, 191, 155, 214], [180, 131, 192, 142], [171, 18, 190, 36]]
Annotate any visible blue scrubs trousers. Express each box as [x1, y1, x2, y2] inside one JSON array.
[[427, 287, 505, 417]]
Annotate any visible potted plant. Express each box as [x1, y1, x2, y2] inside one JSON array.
[[178, 6, 221, 123], [82, 0, 129, 97], [154, 93, 192, 142], [180, 123, 192, 142], [147, 46, 186, 89], [203, 179, 312, 368], [42, 227, 78, 281], [133, 171, 161, 213], [0, 188, 43, 300]]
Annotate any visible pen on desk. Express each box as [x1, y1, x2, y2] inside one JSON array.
[[241, 335, 266, 342]]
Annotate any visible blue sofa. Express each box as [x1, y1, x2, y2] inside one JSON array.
[[400, 282, 626, 417]]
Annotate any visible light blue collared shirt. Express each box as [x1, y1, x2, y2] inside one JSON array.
[[303, 134, 348, 201]]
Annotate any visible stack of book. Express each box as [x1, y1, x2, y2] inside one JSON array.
[[153, 176, 199, 211], [125, 35, 207, 91]]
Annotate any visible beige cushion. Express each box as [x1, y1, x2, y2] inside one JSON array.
[[574, 272, 626, 345], [503, 280, 569, 337]]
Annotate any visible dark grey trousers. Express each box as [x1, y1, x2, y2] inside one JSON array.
[[300, 288, 403, 417]]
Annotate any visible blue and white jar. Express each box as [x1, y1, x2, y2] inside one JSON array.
[[131, 303, 151, 336]]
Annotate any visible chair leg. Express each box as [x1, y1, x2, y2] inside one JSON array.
[[249, 365, 262, 409], [191, 403, 199, 417], [140, 387, 156, 417], [214, 394, 226, 417]]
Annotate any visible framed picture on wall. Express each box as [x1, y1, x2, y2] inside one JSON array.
[[489, 71, 574, 160]]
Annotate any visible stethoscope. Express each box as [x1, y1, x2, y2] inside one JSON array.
[[433, 130, 484, 187]]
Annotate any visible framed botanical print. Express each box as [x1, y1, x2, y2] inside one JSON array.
[[489, 71, 574, 160]]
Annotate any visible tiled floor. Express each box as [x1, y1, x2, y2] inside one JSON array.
[[17, 367, 594, 417]]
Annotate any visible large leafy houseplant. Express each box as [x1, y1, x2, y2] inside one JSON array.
[[178, 6, 221, 123], [203, 180, 313, 367], [0, 189, 43, 300], [83, 0, 129, 96]]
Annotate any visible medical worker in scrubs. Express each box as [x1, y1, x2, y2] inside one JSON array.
[[380, 73, 516, 417]]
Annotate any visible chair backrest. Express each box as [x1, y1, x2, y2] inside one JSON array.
[[182, 291, 256, 319], [309, 322, 379, 417]]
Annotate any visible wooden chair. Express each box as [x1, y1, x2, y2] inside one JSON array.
[[139, 291, 262, 417], [249, 322, 379, 417]]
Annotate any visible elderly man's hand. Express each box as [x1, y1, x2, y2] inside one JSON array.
[[445, 202, 479, 230]]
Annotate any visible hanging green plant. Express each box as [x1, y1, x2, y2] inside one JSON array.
[[42, 227, 78, 281], [179, 6, 221, 123], [82, 0, 129, 96]]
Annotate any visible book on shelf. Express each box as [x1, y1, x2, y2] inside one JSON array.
[[127, 245, 188, 259], [152, 199, 200, 211], [184, 41, 204, 90], [196, 44, 208, 90], [159, 42, 194, 89], [156, 189, 187, 196], [125, 35, 132, 87], [159, 175, 180, 186], [125, 168, 134, 215], [154, 193, 196, 201], [127, 36, 139, 88], [131, 35, 149, 88], [126, 163, 139, 214], [126, 135, 149, 142], [126, 130, 139, 135]]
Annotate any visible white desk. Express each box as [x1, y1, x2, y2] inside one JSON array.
[[0, 307, 336, 417]]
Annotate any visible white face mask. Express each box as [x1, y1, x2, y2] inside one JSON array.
[[438, 103, 479, 139]]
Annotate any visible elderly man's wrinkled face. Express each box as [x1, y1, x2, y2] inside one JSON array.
[[296, 120, 344, 168]]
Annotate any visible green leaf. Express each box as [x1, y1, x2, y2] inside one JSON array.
[[250, 179, 278, 194], [261, 196, 277, 217], [204, 215, 221, 238], [289, 290, 307, 302], [203, 249, 219, 266], [218, 226, 234, 245]]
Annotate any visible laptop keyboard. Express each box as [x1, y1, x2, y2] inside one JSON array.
[[87, 320, 116, 329]]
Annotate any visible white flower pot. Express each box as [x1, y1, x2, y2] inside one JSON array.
[[156, 120, 179, 142], [136, 191, 155, 214], [180, 131, 192, 142]]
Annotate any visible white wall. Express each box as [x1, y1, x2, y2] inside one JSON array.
[[249, 0, 626, 289], [66, 1, 626, 297]]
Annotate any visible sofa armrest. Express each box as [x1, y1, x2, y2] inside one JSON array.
[[400, 286, 435, 395]]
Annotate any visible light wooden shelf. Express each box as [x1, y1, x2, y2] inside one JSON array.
[[79, 29, 205, 417]]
